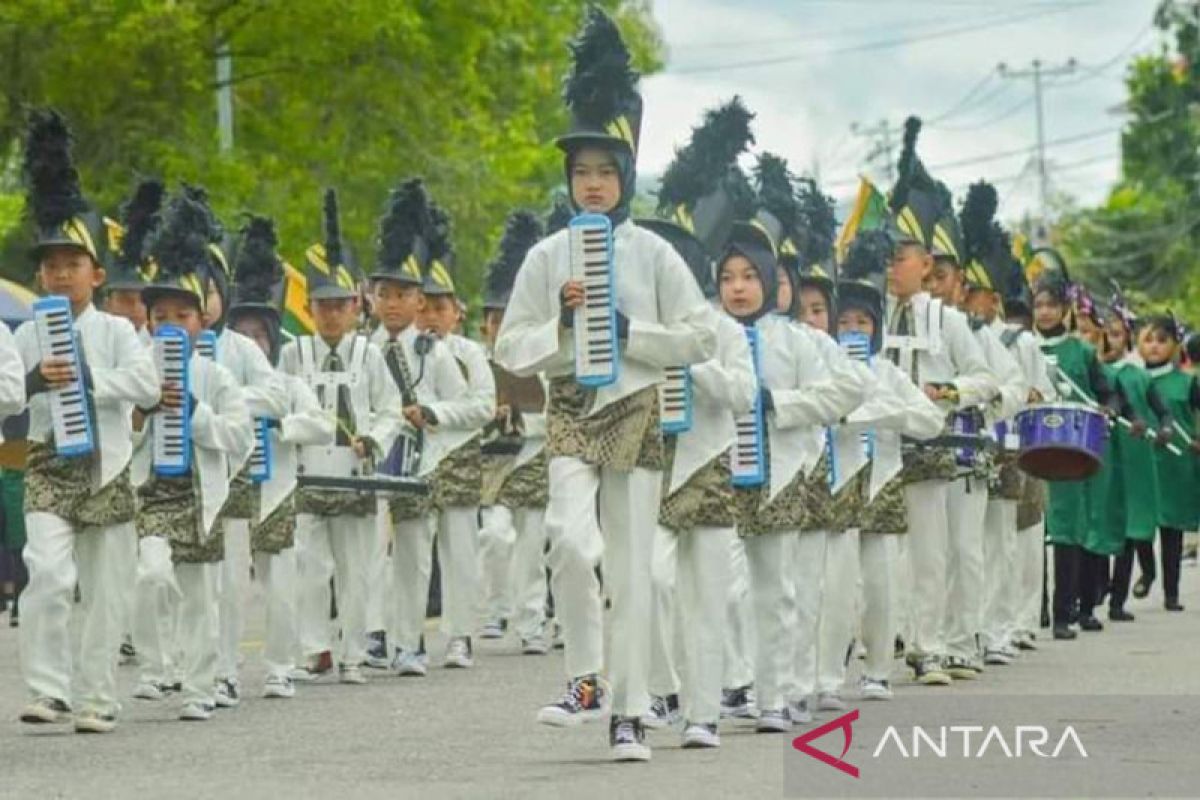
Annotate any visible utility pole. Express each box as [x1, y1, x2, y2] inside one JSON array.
[[998, 58, 1076, 230], [850, 119, 897, 185], [215, 37, 233, 153]]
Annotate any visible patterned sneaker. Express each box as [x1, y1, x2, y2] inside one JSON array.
[[291, 650, 334, 682], [609, 716, 651, 762], [179, 702, 215, 722], [787, 697, 813, 725], [681, 722, 721, 749], [391, 648, 428, 677], [943, 656, 978, 680], [338, 664, 367, 685], [859, 677, 894, 701], [214, 678, 241, 708], [537, 674, 609, 727], [365, 631, 390, 670], [263, 675, 296, 699], [816, 691, 847, 712], [74, 709, 117, 734], [756, 708, 792, 733], [480, 618, 506, 639], [911, 656, 952, 686], [443, 637, 474, 669], [720, 685, 756, 719], [20, 697, 72, 724], [521, 635, 549, 655], [642, 694, 681, 730]]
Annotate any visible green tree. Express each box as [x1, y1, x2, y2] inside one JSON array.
[[0, 0, 663, 306]]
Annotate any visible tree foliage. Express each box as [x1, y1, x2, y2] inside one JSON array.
[[0, 0, 663, 304]]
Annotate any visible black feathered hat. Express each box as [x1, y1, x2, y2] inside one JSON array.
[[556, 6, 643, 159], [793, 176, 838, 288], [303, 188, 360, 301], [638, 218, 716, 299], [109, 178, 165, 291], [545, 195, 573, 237], [369, 180, 428, 291], [837, 229, 894, 353], [421, 202, 456, 298], [228, 215, 283, 361], [142, 188, 223, 313], [483, 210, 542, 310], [931, 181, 964, 263], [887, 117, 946, 251], [23, 108, 120, 269], [959, 180, 1010, 294]]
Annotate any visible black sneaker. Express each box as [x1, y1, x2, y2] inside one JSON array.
[[1053, 624, 1077, 640], [609, 716, 651, 762], [1165, 599, 1185, 612], [536, 674, 609, 727], [1108, 607, 1135, 622], [720, 685, 755, 719], [365, 631, 389, 669], [1079, 615, 1104, 632], [642, 693, 681, 729], [1132, 575, 1154, 599]]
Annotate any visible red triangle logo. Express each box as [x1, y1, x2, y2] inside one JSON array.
[[791, 709, 860, 778]]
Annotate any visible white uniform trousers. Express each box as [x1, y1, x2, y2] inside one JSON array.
[[543, 457, 604, 680], [20, 514, 134, 715], [982, 499, 1018, 650], [859, 533, 897, 681], [648, 526, 682, 698], [364, 505, 392, 635], [216, 518, 251, 681], [817, 528, 859, 694], [295, 513, 374, 667], [253, 548, 298, 680], [133, 576, 180, 687], [479, 505, 517, 624], [175, 562, 219, 706], [945, 477, 987, 661], [392, 507, 479, 650], [787, 530, 827, 703], [677, 527, 733, 725], [1015, 521, 1045, 635], [508, 507, 548, 641], [744, 532, 795, 713], [904, 480, 950, 658], [391, 516, 432, 654], [547, 456, 658, 718], [115, 521, 138, 651], [723, 534, 755, 689]]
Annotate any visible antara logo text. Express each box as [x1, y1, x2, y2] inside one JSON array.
[[792, 710, 1089, 779]]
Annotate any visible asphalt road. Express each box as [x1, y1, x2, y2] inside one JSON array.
[[2, 557, 1198, 800]]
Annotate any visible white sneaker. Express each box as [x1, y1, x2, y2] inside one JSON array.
[[263, 675, 296, 699], [609, 717, 652, 762], [19, 697, 72, 724], [179, 702, 215, 721], [214, 678, 240, 708], [521, 635, 549, 655], [984, 648, 1013, 666], [391, 649, 428, 677], [816, 691, 847, 712], [74, 709, 117, 734], [338, 664, 367, 685], [859, 677, 894, 701], [788, 697, 813, 725], [132, 681, 169, 701], [681, 722, 721, 749], [444, 637, 474, 669], [480, 619, 506, 639], [642, 694, 681, 730], [756, 709, 792, 733]]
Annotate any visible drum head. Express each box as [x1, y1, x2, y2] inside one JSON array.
[[1017, 447, 1100, 481]]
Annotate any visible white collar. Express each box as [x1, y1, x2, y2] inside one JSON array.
[[1145, 362, 1175, 378]]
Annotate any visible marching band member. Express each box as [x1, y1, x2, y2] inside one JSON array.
[[478, 210, 552, 653], [15, 110, 154, 733], [495, 7, 718, 761], [136, 188, 252, 722], [226, 215, 334, 699]]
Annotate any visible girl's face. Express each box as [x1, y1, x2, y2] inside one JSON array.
[[1105, 318, 1129, 354], [798, 287, 829, 332], [569, 147, 621, 215], [719, 255, 764, 319], [1033, 291, 1065, 332], [775, 267, 793, 314], [1077, 314, 1105, 350], [837, 307, 876, 340], [203, 281, 224, 328], [1138, 326, 1177, 366]]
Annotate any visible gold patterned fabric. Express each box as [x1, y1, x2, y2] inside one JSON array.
[[546, 379, 664, 472], [899, 446, 957, 485], [735, 434, 811, 537], [659, 444, 735, 532], [797, 457, 835, 533], [221, 467, 257, 520], [828, 477, 863, 533], [988, 453, 1024, 501], [1016, 474, 1046, 530], [297, 486, 376, 518], [137, 474, 221, 563], [24, 442, 135, 529], [859, 472, 908, 534], [251, 493, 296, 554], [481, 454, 517, 506], [494, 450, 549, 510], [431, 436, 483, 511]]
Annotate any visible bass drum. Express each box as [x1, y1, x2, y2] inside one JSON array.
[[1014, 402, 1108, 481]]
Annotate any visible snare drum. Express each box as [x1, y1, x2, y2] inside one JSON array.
[[1014, 402, 1108, 481], [949, 409, 984, 468]]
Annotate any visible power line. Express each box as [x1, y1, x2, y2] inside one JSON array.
[[999, 58, 1080, 220], [932, 94, 1036, 133]]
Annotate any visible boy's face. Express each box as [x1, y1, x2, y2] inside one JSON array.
[[837, 307, 876, 340], [964, 288, 998, 322], [775, 267, 793, 314], [104, 288, 147, 330], [887, 243, 931, 300], [928, 259, 964, 306], [798, 287, 829, 332], [481, 308, 504, 347], [148, 295, 204, 340], [719, 254, 764, 319], [1033, 291, 1065, 332], [419, 294, 458, 337], [203, 281, 224, 328], [39, 246, 103, 309], [372, 280, 423, 334], [310, 297, 359, 341], [1138, 326, 1177, 365], [569, 147, 621, 215], [231, 314, 272, 360]]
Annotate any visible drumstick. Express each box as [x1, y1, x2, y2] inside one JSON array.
[[1052, 364, 1182, 454]]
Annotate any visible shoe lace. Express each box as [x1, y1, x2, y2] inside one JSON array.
[[560, 677, 595, 711]]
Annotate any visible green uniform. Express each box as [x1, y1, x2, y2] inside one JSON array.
[[1104, 360, 1160, 543], [1148, 365, 1200, 531], [1039, 335, 1106, 549]]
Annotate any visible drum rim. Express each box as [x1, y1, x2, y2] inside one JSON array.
[[1016, 401, 1107, 418]]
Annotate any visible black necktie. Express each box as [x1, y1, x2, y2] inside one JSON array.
[[323, 348, 353, 446], [889, 304, 911, 366], [384, 340, 415, 406]]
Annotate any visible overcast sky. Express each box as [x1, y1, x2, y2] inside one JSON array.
[[638, 0, 1164, 223]]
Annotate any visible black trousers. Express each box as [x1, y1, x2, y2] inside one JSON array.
[[1161, 527, 1183, 603], [1110, 539, 1155, 610], [1078, 550, 1107, 617], [1053, 544, 1081, 626]]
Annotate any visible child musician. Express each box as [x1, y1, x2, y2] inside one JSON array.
[[719, 211, 864, 734], [16, 109, 157, 733], [282, 203, 403, 686], [495, 8, 718, 762], [478, 210, 552, 653], [226, 216, 334, 699], [136, 188, 252, 722], [363, 180, 479, 676]]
